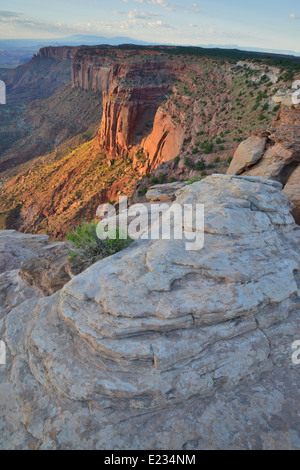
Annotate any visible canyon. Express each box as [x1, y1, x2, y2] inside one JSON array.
[[2, 44, 298, 238], [0, 43, 300, 451]]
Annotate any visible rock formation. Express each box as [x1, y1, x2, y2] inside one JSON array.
[[0, 46, 102, 177], [73, 49, 185, 169], [0, 175, 299, 449], [227, 103, 300, 224], [146, 181, 186, 202], [72, 47, 279, 175]]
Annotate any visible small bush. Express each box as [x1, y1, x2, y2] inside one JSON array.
[[66, 221, 132, 269], [188, 176, 202, 185], [158, 173, 167, 184], [150, 176, 159, 185], [184, 157, 191, 167], [195, 158, 206, 171], [138, 187, 148, 196]]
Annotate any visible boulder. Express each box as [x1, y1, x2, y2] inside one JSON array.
[[146, 181, 187, 202], [283, 165, 300, 224], [0, 230, 49, 274], [227, 136, 266, 174], [0, 175, 300, 449], [227, 105, 300, 224]]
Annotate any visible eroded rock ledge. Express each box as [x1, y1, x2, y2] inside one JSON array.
[[227, 104, 300, 224], [0, 175, 299, 449]]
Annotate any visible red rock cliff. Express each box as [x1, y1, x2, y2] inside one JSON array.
[[37, 46, 82, 61], [72, 48, 186, 172]]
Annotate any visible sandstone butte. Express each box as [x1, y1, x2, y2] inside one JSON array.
[[0, 174, 300, 450]]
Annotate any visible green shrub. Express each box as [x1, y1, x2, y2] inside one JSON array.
[[158, 173, 167, 184], [195, 158, 206, 171], [66, 221, 132, 269], [188, 176, 202, 185], [150, 176, 159, 185], [200, 141, 214, 154], [184, 157, 191, 167], [138, 187, 148, 196]]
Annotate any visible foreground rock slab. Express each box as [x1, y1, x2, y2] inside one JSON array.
[[0, 175, 300, 449]]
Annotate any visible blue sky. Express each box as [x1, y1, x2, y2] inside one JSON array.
[[0, 0, 300, 52]]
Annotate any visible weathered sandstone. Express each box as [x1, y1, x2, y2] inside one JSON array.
[[0, 175, 299, 449], [146, 181, 186, 202], [227, 105, 300, 224]]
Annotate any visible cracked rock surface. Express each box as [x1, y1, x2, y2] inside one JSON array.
[[0, 174, 300, 449]]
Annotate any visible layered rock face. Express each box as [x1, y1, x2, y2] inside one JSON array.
[[72, 48, 231, 173], [92, 55, 182, 170], [0, 175, 300, 449], [227, 105, 300, 224], [37, 46, 81, 61], [0, 230, 73, 311], [0, 45, 103, 178]]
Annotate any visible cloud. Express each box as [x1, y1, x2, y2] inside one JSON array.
[[128, 9, 162, 20], [0, 11, 21, 18], [135, 0, 169, 7], [290, 13, 297, 19], [149, 0, 169, 5]]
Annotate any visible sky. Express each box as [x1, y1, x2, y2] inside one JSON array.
[[0, 0, 300, 53]]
